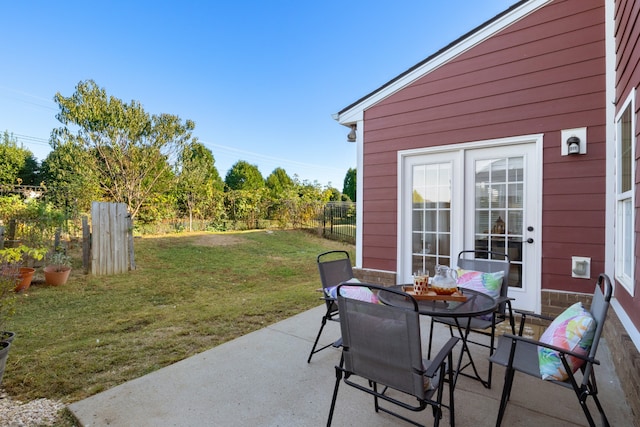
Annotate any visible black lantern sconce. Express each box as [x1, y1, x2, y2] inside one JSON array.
[[561, 127, 587, 156]]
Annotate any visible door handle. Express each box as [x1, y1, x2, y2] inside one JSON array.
[[526, 238, 534, 244]]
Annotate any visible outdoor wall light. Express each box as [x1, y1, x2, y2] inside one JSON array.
[[560, 127, 587, 156], [566, 136, 581, 155], [347, 124, 357, 142]]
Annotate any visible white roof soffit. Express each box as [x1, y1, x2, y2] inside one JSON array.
[[335, 0, 552, 125]]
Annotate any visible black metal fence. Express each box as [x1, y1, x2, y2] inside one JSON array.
[[305, 202, 356, 244]]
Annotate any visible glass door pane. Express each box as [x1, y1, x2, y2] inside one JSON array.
[[474, 157, 523, 288], [412, 162, 452, 275]]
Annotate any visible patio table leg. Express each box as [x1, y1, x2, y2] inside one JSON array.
[[453, 317, 490, 388]]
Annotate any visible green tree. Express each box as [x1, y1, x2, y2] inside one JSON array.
[[265, 168, 295, 224], [224, 160, 265, 191], [0, 131, 40, 185], [327, 187, 341, 201], [224, 161, 266, 228], [41, 140, 101, 214], [52, 80, 196, 219], [276, 177, 326, 228], [176, 142, 224, 231], [135, 166, 178, 224], [265, 167, 294, 196], [342, 167, 356, 202]]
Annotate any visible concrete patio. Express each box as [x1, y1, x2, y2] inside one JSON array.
[[69, 305, 634, 426]]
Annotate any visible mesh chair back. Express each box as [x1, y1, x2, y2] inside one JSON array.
[[318, 251, 354, 310], [457, 250, 510, 315], [338, 286, 426, 399], [582, 274, 612, 383]]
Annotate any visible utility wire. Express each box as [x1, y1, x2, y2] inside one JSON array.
[[12, 133, 51, 147]]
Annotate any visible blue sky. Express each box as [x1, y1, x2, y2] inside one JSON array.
[[1, 0, 517, 189]]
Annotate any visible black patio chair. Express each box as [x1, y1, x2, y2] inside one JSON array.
[[489, 273, 612, 427], [307, 250, 354, 363], [327, 283, 459, 427], [428, 250, 514, 388]]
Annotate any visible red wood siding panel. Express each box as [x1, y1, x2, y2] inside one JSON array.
[[615, 0, 640, 328], [615, 0, 640, 102], [359, 0, 606, 294]]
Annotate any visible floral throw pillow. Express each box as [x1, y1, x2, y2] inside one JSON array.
[[538, 302, 596, 381], [325, 284, 379, 304], [455, 269, 504, 320], [456, 269, 504, 299]]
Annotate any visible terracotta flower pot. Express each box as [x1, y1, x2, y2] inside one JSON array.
[[15, 267, 35, 292], [43, 266, 72, 286]]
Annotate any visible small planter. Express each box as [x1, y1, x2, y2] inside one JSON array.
[[43, 266, 72, 286], [1, 331, 15, 344], [15, 267, 35, 292], [0, 340, 10, 385]]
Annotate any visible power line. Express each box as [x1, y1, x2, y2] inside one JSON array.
[[6, 133, 347, 183], [199, 139, 345, 173], [13, 133, 50, 147]]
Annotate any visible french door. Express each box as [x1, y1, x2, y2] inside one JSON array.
[[401, 139, 541, 312]]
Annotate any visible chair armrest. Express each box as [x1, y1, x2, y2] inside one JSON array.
[[495, 296, 515, 304], [514, 309, 554, 322], [316, 288, 336, 302], [424, 337, 460, 377], [502, 333, 600, 365], [513, 309, 554, 336]]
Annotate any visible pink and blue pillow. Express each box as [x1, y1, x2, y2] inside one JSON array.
[[324, 279, 379, 304], [456, 268, 504, 299], [537, 302, 595, 381], [456, 268, 504, 320]]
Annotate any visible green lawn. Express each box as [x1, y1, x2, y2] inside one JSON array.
[[3, 230, 354, 403]]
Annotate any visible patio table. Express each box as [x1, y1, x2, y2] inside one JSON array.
[[378, 285, 498, 387]]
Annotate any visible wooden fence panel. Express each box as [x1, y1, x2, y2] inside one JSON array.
[[91, 202, 130, 275]]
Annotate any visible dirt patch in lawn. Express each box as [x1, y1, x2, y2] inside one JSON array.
[[192, 234, 247, 247]]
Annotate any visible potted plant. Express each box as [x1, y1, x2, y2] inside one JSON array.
[[43, 251, 72, 286], [0, 245, 46, 292], [0, 254, 19, 384]]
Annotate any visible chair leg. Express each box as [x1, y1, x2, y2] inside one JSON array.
[[372, 382, 380, 413], [448, 351, 455, 427], [506, 301, 516, 335], [577, 398, 597, 427], [433, 364, 444, 427], [428, 318, 435, 359], [496, 365, 515, 426], [575, 384, 601, 427], [327, 355, 344, 427], [308, 315, 329, 363], [487, 318, 496, 389], [591, 394, 610, 427]]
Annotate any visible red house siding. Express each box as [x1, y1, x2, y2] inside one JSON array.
[[360, 0, 606, 292], [614, 0, 640, 327]]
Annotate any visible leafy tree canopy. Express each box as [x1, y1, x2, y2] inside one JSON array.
[[343, 167, 356, 202], [327, 187, 341, 201], [41, 140, 101, 213], [176, 142, 224, 228], [224, 160, 265, 191], [0, 131, 40, 185], [265, 167, 294, 196], [52, 79, 196, 218]]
